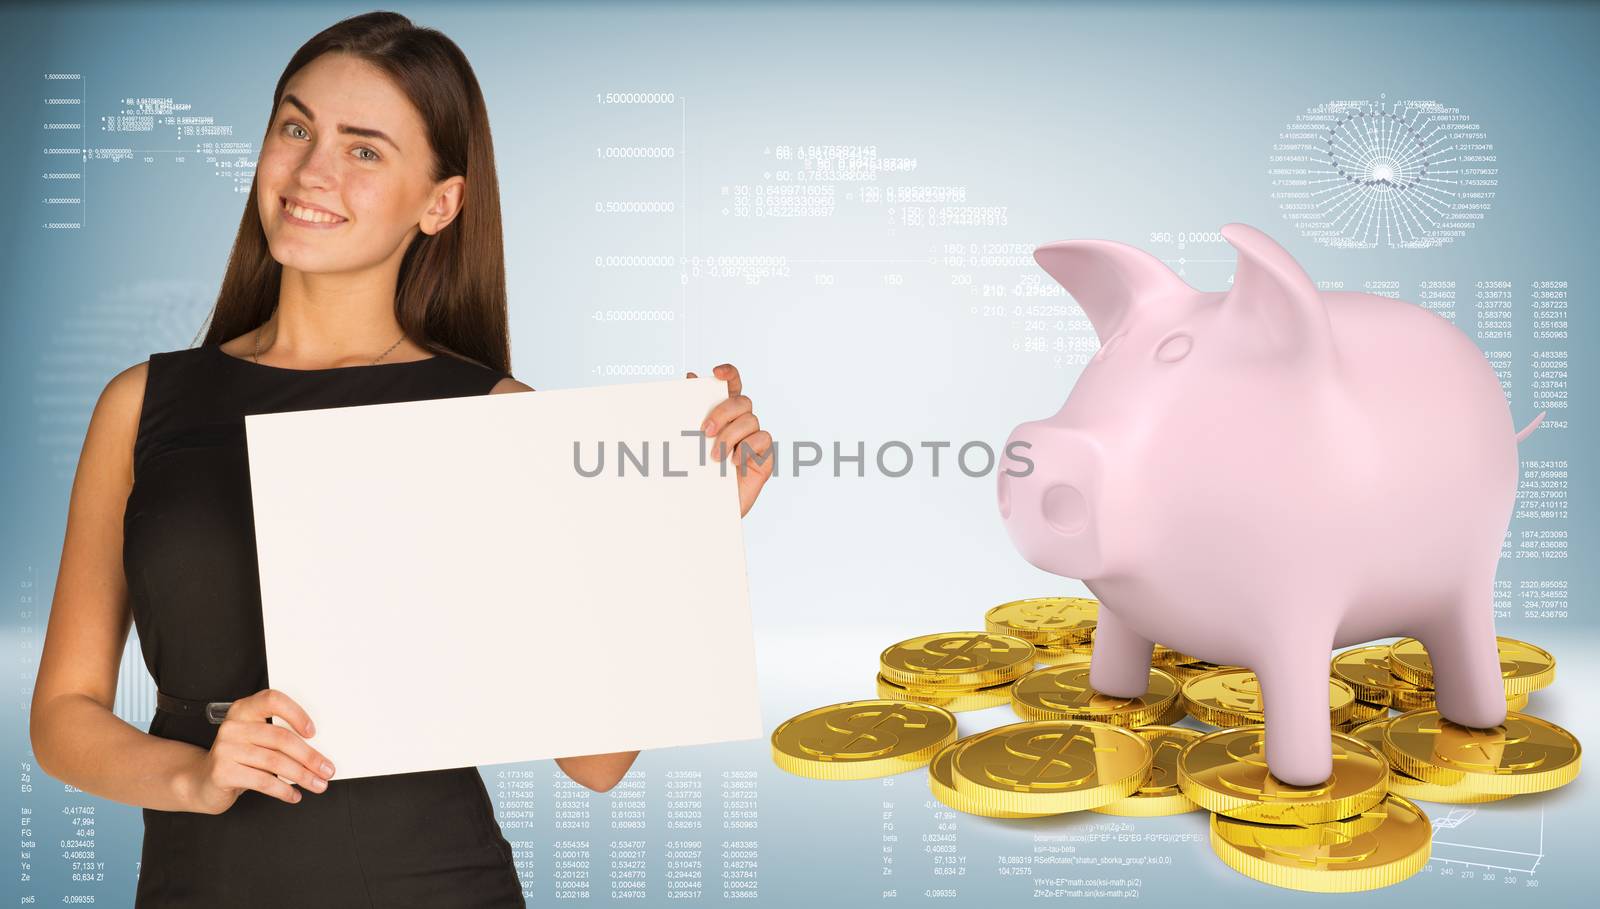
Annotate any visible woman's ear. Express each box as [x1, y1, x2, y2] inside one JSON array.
[[420, 176, 466, 235]]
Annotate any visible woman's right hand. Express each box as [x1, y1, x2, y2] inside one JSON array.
[[182, 688, 336, 814]]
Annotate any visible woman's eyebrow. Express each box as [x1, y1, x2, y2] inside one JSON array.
[[280, 93, 401, 153]]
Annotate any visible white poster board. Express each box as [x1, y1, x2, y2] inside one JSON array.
[[245, 376, 762, 780]]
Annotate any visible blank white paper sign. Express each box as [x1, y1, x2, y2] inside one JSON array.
[[245, 376, 762, 780]]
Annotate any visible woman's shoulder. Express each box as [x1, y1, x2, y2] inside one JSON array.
[[102, 346, 206, 424], [100, 357, 151, 425], [87, 356, 157, 490], [103, 347, 221, 429]]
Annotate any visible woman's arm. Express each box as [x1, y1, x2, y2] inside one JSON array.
[[30, 362, 211, 812], [554, 750, 640, 792], [490, 376, 639, 792]]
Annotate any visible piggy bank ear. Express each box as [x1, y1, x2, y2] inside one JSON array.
[[1033, 239, 1193, 343], [1219, 223, 1335, 364]]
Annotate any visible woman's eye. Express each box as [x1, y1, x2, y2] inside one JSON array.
[[281, 122, 378, 162]]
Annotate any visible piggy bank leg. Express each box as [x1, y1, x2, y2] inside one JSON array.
[[1087, 607, 1155, 698], [1419, 586, 1508, 729], [1256, 648, 1335, 785]]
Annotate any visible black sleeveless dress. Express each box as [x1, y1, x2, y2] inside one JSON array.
[[122, 343, 525, 908]]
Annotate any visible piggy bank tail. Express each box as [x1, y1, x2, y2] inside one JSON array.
[[1515, 411, 1547, 443]]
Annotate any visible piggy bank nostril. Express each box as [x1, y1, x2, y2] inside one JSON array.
[[1155, 332, 1193, 362], [997, 470, 1012, 519], [1041, 483, 1089, 534]]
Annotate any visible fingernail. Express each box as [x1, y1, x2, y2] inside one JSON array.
[[311, 777, 327, 792], [702, 421, 715, 435], [306, 720, 315, 736], [292, 790, 302, 803], [322, 762, 334, 776]]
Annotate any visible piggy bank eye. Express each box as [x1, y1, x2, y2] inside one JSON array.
[[1093, 332, 1127, 362], [1154, 331, 1193, 363]]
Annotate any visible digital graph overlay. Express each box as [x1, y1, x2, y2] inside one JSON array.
[[1270, 97, 1498, 250]]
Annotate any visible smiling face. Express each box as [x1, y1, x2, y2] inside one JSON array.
[[255, 51, 463, 275]]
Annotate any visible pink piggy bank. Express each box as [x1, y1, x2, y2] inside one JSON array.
[[996, 222, 1545, 785]]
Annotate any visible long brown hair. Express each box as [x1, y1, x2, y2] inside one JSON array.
[[199, 10, 509, 376]]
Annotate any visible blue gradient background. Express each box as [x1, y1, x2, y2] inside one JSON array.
[[2, 0, 1595, 905]]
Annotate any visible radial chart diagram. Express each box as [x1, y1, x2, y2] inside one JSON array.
[[1269, 96, 1497, 249]]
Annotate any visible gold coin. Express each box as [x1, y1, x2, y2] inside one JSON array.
[[1156, 695, 1188, 725], [926, 738, 1050, 818], [1025, 653, 1191, 716], [1182, 668, 1356, 728], [876, 673, 1014, 712], [1388, 636, 1555, 695], [984, 597, 1097, 645], [1390, 687, 1428, 712], [1152, 644, 1197, 667], [1381, 708, 1581, 796], [1033, 643, 1092, 666], [1349, 717, 1507, 804], [1214, 800, 1390, 848], [1169, 659, 1241, 684], [1389, 682, 1530, 713], [875, 671, 1016, 696], [1348, 699, 1388, 723], [1176, 725, 1390, 824], [950, 720, 1150, 815], [1092, 725, 1203, 816], [1064, 631, 1096, 655], [771, 700, 958, 780], [1039, 624, 1098, 657], [880, 631, 1036, 688], [1210, 795, 1431, 893], [1331, 646, 1407, 706], [1387, 671, 1435, 711], [1011, 663, 1180, 727]]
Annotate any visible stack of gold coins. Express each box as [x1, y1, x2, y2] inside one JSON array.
[[1181, 667, 1357, 729], [987, 596, 1240, 685], [1011, 661, 1185, 726], [1345, 715, 1507, 804], [1377, 708, 1580, 800], [771, 700, 959, 779], [984, 597, 1097, 664], [769, 609, 1581, 894], [876, 631, 1035, 712], [1178, 725, 1431, 892], [926, 719, 1152, 817], [1209, 796, 1432, 892], [1330, 646, 1411, 725], [1385, 636, 1551, 712]]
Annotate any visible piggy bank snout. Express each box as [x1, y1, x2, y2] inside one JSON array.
[[998, 423, 1105, 580]]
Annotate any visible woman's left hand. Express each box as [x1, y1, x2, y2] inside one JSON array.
[[687, 363, 772, 517]]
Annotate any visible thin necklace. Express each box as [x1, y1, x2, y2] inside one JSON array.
[[252, 318, 406, 366]]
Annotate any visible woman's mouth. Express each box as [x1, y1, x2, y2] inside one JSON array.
[[280, 195, 348, 228]]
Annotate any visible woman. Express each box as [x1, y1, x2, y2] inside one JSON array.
[[28, 11, 773, 907]]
